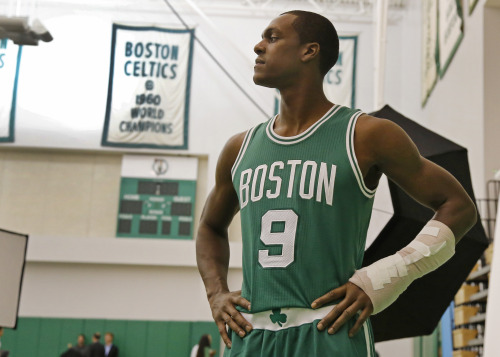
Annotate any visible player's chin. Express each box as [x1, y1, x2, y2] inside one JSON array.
[[252, 73, 275, 88]]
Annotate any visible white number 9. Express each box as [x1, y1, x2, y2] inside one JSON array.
[[258, 209, 298, 268]]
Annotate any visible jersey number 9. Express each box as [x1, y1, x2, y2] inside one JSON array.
[[258, 209, 298, 268]]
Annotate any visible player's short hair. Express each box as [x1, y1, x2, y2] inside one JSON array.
[[93, 332, 101, 340], [281, 10, 339, 76], [105, 332, 114, 338]]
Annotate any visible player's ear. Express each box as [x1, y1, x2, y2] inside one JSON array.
[[301, 42, 320, 63]]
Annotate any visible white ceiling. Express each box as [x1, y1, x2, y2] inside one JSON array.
[[1, 0, 408, 22]]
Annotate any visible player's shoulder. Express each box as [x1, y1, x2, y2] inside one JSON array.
[[356, 114, 409, 144], [222, 130, 248, 161], [356, 113, 400, 132], [355, 113, 417, 162], [215, 130, 250, 178], [226, 130, 248, 153]]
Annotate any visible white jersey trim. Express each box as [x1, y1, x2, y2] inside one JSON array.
[[231, 126, 257, 180], [266, 105, 341, 145], [241, 306, 372, 356], [240, 305, 333, 331], [346, 111, 377, 199], [363, 321, 373, 357]]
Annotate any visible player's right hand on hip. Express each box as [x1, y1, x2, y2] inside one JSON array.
[[209, 290, 252, 348]]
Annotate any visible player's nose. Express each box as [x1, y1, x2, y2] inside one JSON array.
[[254, 40, 265, 55]]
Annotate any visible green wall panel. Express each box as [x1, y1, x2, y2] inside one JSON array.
[[145, 321, 169, 356], [1, 317, 219, 357], [83, 319, 106, 341], [15, 319, 43, 357], [39, 318, 63, 357], [13, 318, 41, 357], [124, 320, 148, 357], [1, 321, 20, 354], [166, 321, 191, 356], [60, 318, 85, 349], [1, 326, 16, 352]]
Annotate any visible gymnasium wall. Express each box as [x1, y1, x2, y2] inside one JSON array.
[[0, 2, 403, 318], [1, 3, 405, 186], [395, 0, 487, 197], [0, 2, 492, 356], [1, 4, 488, 210], [0, 149, 243, 323]]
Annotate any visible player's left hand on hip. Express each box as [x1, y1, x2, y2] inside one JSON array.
[[311, 282, 373, 338]]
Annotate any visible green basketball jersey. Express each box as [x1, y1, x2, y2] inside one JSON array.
[[231, 105, 376, 313]]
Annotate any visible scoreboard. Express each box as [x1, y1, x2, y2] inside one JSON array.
[[116, 155, 198, 240]]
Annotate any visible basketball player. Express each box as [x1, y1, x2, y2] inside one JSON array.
[[196, 10, 477, 356]]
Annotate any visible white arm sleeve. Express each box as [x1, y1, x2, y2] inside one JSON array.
[[349, 220, 456, 314]]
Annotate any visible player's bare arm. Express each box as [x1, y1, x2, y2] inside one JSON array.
[[312, 115, 477, 337], [196, 132, 253, 348], [358, 115, 477, 239]]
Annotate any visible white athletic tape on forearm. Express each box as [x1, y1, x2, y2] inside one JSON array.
[[420, 226, 440, 237], [408, 238, 447, 257], [366, 254, 407, 290], [349, 220, 455, 314]]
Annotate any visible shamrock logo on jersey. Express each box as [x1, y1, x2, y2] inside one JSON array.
[[270, 308, 287, 327]]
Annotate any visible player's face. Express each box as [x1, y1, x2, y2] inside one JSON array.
[[253, 14, 303, 88]]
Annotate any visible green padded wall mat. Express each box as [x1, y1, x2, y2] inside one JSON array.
[[1, 317, 219, 357]]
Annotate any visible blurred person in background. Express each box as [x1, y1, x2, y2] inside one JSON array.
[[61, 333, 88, 357], [0, 326, 8, 357], [86, 332, 105, 357], [73, 334, 88, 355], [190, 334, 216, 357], [104, 332, 118, 357]]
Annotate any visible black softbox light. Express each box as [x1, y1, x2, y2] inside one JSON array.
[[366, 105, 489, 342]]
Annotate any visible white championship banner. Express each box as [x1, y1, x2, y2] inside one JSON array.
[[421, 0, 438, 106], [438, 0, 464, 77], [0, 39, 22, 142], [274, 35, 358, 114], [102, 24, 194, 149], [324, 36, 358, 108]]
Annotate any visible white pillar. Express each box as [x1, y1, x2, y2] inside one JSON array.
[[484, 195, 500, 357], [373, 0, 389, 111]]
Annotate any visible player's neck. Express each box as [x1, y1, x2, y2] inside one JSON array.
[[276, 86, 333, 137]]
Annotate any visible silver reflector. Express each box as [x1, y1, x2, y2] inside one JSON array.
[[0, 229, 28, 328]]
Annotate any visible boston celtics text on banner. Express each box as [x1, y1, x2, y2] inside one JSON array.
[[0, 39, 22, 143], [438, 0, 463, 78], [275, 36, 357, 114], [421, 0, 438, 106], [102, 25, 194, 149], [117, 155, 198, 240]]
